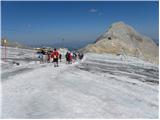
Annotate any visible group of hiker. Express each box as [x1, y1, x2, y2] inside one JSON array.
[[65, 51, 83, 64], [37, 48, 83, 67]]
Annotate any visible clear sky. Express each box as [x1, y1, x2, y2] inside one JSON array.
[[1, 1, 159, 48]]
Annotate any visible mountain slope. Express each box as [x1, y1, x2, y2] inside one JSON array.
[[79, 22, 159, 64]]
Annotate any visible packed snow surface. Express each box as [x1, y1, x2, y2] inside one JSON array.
[[1, 47, 159, 118]]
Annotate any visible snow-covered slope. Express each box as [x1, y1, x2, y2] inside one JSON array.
[[1, 47, 159, 118]]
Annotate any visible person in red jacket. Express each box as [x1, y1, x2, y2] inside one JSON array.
[[51, 48, 59, 67]]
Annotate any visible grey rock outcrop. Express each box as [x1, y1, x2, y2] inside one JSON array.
[[79, 21, 159, 64]]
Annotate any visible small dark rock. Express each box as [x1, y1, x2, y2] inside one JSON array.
[[16, 63, 20, 66]]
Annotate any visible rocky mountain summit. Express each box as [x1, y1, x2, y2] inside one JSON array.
[[79, 22, 159, 64]]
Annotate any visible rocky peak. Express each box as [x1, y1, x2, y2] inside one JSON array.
[[79, 21, 159, 64]]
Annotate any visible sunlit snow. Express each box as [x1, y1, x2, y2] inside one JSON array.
[[1, 46, 159, 118]]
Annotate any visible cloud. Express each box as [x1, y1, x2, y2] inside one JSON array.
[[89, 8, 102, 16], [89, 8, 97, 13]]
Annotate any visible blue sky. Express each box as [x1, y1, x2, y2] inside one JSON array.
[[1, 1, 159, 48]]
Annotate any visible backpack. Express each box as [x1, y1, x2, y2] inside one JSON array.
[[54, 54, 57, 59]]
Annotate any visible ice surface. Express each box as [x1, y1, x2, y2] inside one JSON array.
[[1, 47, 159, 118]]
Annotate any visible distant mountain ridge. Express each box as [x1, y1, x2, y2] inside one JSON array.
[[79, 21, 159, 64], [1, 39, 32, 49]]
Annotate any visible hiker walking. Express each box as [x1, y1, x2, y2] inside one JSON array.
[[47, 50, 52, 63], [51, 48, 59, 67], [78, 53, 84, 60], [39, 49, 45, 63], [38, 52, 43, 63], [65, 52, 69, 64], [59, 53, 62, 62], [73, 52, 77, 60], [41, 49, 47, 63], [68, 52, 72, 64]]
